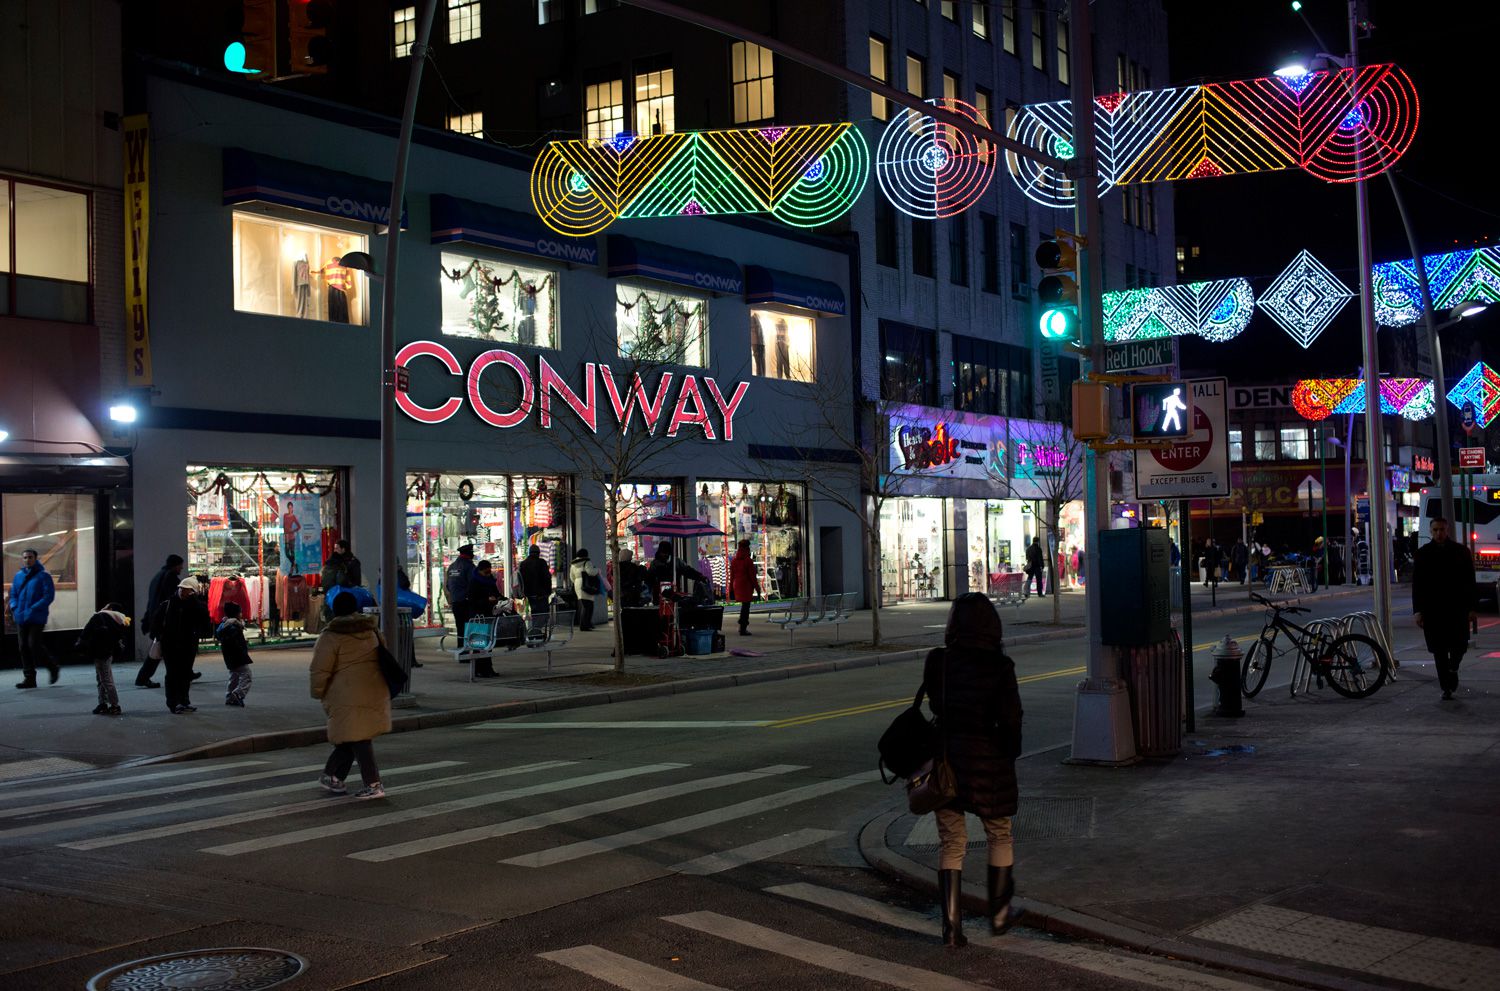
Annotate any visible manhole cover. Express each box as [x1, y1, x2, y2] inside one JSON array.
[[88, 948, 307, 990]]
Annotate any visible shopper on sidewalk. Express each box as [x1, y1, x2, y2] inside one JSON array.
[[215, 602, 254, 707], [78, 603, 130, 715], [616, 548, 647, 607], [519, 544, 552, 624], [569, 549, 602, 632], [321, 539, 363, 590], [1230, 539, 1248, 584], [1203, 538, 1222, 588], [136, 554, 183, 688], [1307, 536, 1326, 592], [310, 591, 390, 799], [445, 544, 478, 640], [923, 592, 1025, 947], [1412, 516, 1477, 701], [729, 540, 761, 636], [8, 549, 58, 689], [1023, 537, 1045, 597], [154, 578, 212, 713]]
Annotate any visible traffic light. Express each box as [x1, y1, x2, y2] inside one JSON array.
[[224, 0, 275, 76], [1036, 231, 1081, 342], [289, 0, 336, 74]]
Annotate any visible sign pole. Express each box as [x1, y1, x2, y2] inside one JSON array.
[[1179, 498, 1194, 734], [1321, 430, 1330, 587]]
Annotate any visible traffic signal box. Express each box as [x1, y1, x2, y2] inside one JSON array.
[[1035, 231, 1081, 342], [225, 0, 276, 75], [289, 0, 336, 74]]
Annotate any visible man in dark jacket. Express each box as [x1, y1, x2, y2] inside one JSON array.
[[616, 548, 647, 607], [135, 554, 183, 688], [1023, 537, 1045, 597], [1412, 517, 1477, 700], [321, 539, 363, 590], [646, 542, 704, 596], [154, 577, 213, 714], [518, 545, 552, 620], [1229, 539, 1249, 584], [446, 544, 478, 638], [467, 560, 501, 617]]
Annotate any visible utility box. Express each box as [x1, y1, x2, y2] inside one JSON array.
[[1099, 527, 1171, 645]]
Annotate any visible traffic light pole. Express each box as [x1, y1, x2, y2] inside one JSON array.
[[1067, 0, 1138, 765]]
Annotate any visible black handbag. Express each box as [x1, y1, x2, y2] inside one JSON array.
[[905, 649, 957, 814], [376, 642, 407, 699], [878, 684, 938, 783]]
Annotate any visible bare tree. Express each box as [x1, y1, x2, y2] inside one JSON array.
[[992, 418, 1086, 624]]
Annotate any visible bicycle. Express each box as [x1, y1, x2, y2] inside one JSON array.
[[1240, 592, 1391, 699]]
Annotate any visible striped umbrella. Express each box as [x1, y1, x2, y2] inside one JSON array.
[[628, 513, 724, 538]]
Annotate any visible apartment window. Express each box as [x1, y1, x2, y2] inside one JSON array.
[[537, 0, 562, 24], [1009, 222, 1029, 298], [584, 79, 625, 141], [941, 71, 959, 144], [1117, 53, 1127, 91], [948, 215, 969, 286], [392, 6, 415, 58], [1254, 426, 1277, 461], [1280, 425, 1310, 461], [870, 35, 890, 120], [906, 54, 925, 97], [1031, 10, 1044, 70], [1229, 428, 1244, 463], [634, 66, 676, 135], [731, 42, 775, 124], [750, 310, 815, 382], [1057, 18, 1069, 84], [1001, 2, 1016, 54], [448, 0, 481, 43], [616, 282, 706, 366], [440, 251, 558, 348], [875, 196, 898, 268], [975, 86, 993, 163], [880, 321, 939, 405], [942, 0, 957, 20], [446, 111, 484, 138], [1145, 185, 1156, 233], [979, 213, 999, 293], [912, 219, 935, 278], [953, 338, 1033, 417], [973, 2, 989, 39], [0, 178, 91, 322], [232, 210, 367, 325]]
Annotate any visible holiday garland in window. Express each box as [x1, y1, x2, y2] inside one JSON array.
[[442, 258, 557, 343]]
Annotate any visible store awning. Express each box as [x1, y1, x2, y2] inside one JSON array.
[[744, 265, 846, 316], [0, 453, 130, 486], [430, 194, 598, 265], [222, 148, 408, 229], [606, 235, 742, 295]]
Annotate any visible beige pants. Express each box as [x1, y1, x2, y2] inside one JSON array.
[[935, 807, 1014, 870]]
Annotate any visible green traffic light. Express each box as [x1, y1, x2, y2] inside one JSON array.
[[1291, 0, 1302, 10], [1039, 306, 1078, 340], [224, 42, 261, 74]]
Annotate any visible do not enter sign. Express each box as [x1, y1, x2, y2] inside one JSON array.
[[1134, 377, 1231, 499]]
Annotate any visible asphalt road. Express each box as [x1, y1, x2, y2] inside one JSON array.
[[0, 600, 1404, 990]]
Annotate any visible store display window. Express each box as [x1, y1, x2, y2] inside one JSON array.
[[1, 493, 95, 633], [749, 310, 815, 382], [610, 483, 678, 568], [438, 250, 559, 347], [616, 282, 707, 366], [963, 499, 1035, 594], [695, 481, 805, 601], [406, 473, 569, 626], [185, 466, 346, 641], [231, 210, 367, 324], [879, 496, 946, 602]]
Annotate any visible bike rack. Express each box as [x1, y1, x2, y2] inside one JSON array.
[[1343, 610, 1399, 680], [1289, 616, 1349, 696]]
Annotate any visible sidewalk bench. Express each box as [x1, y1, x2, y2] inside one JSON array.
[[523, 608, 576, 671], [767, 597, 812, 645]]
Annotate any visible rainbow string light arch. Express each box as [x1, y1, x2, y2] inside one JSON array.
[[1256, 250, 1355, 348], [876, 98, 998, 219], [1005, 63, 1420, 208], [1292, 379, 1435, 421], [530, 123, 869, 236], [1102, 278, 1254, 343], [1370, 246, 1500, 326], [1447, 362, 1500, 428]]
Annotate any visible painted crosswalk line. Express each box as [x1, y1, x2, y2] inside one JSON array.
[[349, 765, 805, 863], [0, 759, 266, 800], [502, 771, 878, 868], [664, 911, 988, 991], [0, 756, 96, 784], [0, 762, 329, 820], [468, 721, 773, 730], [669, 828, 838, 876], [538, 945, 728, 990], [61, 760, 572, 851], [202, 762, 686, 857]]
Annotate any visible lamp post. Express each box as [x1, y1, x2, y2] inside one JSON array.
[[1424, 301, 1490, 527]]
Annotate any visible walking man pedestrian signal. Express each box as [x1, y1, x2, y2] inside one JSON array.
[[1130, 381, 1192, 439], [1161, 387, 1187, 433]]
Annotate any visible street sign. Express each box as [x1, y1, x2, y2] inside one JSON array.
[[1103, 338, 1175, 372], [1134, 377, 1231, 498], [1462, 402, 1477, 434], [1459, 446, 1485, 469], [1130, 381, 1192, 439]]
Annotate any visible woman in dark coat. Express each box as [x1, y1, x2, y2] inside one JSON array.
[[923, 592, 1024, 947]]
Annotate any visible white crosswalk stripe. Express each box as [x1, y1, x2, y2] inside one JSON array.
[[349, 765, 804, 863], [60, 760, 571, 851], [538, 946, 729, 990], [0, 763, 325, 819], [0, 759, 267, 801], [669, 828, 838, 876], [501, 771, 878, 868]]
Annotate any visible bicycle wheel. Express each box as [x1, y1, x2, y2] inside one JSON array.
[[1321, 633, 1389, 699], [1241, 637, 1274, 698]]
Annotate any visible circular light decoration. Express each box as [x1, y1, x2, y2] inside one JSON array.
[[1297, 65, 1419, 184], [771, 126, 870, 228], [1004, 98, 1085, 208], [531, 144, 616, 237], [877, 98, 997, 219]]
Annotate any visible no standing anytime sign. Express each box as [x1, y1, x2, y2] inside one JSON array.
[[1133, 377, 1231, 499]]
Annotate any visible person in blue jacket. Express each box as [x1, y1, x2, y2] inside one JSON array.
[[8, 548, 58, 688]]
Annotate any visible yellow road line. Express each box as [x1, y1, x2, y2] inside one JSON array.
[[1192, 632, 1261, 651]]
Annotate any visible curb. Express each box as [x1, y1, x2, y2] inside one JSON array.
[[858, 809, 1399, 991]]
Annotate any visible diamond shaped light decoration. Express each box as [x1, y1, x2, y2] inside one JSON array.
[[1447, 361, 1500, 428], [1256, 250, 1355, 348]]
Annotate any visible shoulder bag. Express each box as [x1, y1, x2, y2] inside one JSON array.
[[906, 649, 957, 815], [376, 640, 407, 699], [877, 683, 937, 783]]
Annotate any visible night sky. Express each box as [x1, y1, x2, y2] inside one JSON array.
[[1162, 0, 1500, 382]]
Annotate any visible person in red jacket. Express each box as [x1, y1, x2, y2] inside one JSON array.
[[728, 540, 761, 636]]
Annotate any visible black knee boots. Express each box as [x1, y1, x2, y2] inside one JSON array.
[[938, 869, 967, 947], [987, 865, 1016, 935]]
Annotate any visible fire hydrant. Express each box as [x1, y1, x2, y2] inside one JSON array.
[[1210, 635, 1245, 718]]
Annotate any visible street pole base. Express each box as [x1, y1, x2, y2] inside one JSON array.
[[1067, 678, 1139, 766], [1212, 706, 1246, 719]]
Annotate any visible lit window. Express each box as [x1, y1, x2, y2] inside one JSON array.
[[448, 0, 480, 44], [447, 111, 483, 138], [975, 86, 992, 163], [973, 2, 989, 38], [750, 310, 815, 382], [941, 0, 956, 20], [1, 179, 90, 322], [1001, 2, 1016, 54], [538, 0, 562, 24], [941, 72, 958, 144], [584, 0, 616, 11], [1254, 427, 1277, 461], [1229, 428, 1244, 462], [906, 54, 925, 97], [1280, 426, 1310, 460], [1031, 10, 1044, 70], [1176, 246, 1186, 261], [392, 6, 415, 58], [440, 251, 558, 348], [731, 42, 775, 124], [634, 67, 675, 135], [585, 79, 625, 142], [231, 211, 367, 325], [616, 282, 706, 366], [1057, 19, 1069, 84], [869, 36, 890, 120]]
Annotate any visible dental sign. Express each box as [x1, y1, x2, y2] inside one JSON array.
[[393, 342, 749, 441]]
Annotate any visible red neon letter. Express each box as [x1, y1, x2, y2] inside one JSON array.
[[467, 349, 533, 428], [394, 341, 463, 423], [538, 356, 597, 431], [598, 364, 636, 432], [704, 377, 750, 441], [632, 373, 674, 434], [667, 375, 716, 440]]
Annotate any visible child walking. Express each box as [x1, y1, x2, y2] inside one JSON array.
[[215, 602, 253, 706]]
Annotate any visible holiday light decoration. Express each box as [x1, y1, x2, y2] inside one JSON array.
[[531, 123, 869, 235], [1006, 63, 1419, 208], [1370, 245, 1500, 326], [1102, 278, 1254, 342], [1447, 361, 1500, 429], [1291, 379, 1434, 420], [1256, 250, 1355, 348], [876, 98, 997, 218]]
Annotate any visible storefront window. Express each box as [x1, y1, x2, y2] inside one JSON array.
[[879, 496, 945, 602], [616, 283, 707, 366], [749, 310, 815, 382], [610, 483, 678, 570], [695, 481, 805, 601], [185, 466, 346, 641], [2, 493, 95, 633], [962, 499, 1035, 593], [439, 251, 559, 347], [231, 211, 368, 324]]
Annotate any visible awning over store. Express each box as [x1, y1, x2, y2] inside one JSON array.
[[744, 265, 846, 316], [0, 453, 130, 487], [222, 148, 408, 229], [606, 235, 742, 295], [430, 194, 598, 265]]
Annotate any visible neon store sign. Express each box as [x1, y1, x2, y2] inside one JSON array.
[[896, 422, 961, 471], [1016, 442, 1067, 473], [394, 341, 749, 441]]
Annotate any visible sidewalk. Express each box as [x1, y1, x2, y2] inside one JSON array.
[[863, 640, 1500, 991]]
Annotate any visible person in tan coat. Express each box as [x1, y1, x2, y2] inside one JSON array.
[[310, 591, 391, 799]]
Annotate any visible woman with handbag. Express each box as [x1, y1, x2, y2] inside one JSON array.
[[310, 592, 391, 800], [569, 548, 602, 631], [924, 592, 1024, 947]]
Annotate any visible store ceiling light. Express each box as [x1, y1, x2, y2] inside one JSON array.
[[0, 428, 9, 443], [109, 404, 138, 424]]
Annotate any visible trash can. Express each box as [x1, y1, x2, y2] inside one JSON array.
[[1119, 630, 1184, 757], [684, 629, 715, 655], [363, 606, 416, 705]]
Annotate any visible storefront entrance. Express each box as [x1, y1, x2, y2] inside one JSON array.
[[2, 492, 98, 636], [880, 496, 946, 603]]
